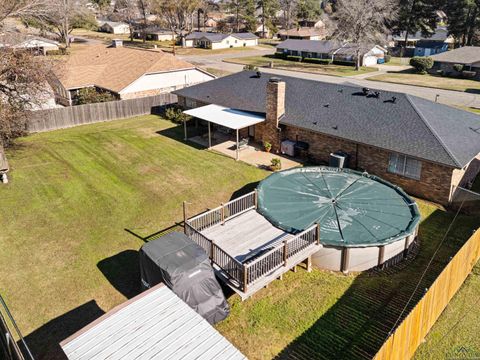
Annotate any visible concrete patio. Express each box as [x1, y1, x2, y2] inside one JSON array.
[[190, 135, 302, 170]]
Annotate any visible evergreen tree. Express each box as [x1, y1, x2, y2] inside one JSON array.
[[296, 0, 322, 22], [256, 0, 279, 38], [445, 0, 480, 46], [395, 0, 439, 55]]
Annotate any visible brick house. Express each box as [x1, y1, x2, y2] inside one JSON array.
[[50, 40, 215, 106], [174, 71, 480, 206]]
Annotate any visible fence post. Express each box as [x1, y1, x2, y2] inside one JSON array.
[[211, 241, 215, 264], [283, 240, 288, 266], [254, 189, 258, 209], [316, 223, 321, 245], [221, 203, 225, 225], [243, 264, 248, 293], [183, 201, 188, 234]]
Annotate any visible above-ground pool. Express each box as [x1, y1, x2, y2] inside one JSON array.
[[257, 167, 421, 272]]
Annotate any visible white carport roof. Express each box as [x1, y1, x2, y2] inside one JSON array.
[[61, 284, 247, 360], [184, 104, 265, 130]]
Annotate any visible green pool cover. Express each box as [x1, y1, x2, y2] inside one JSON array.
[[257, 167, 421, 247]]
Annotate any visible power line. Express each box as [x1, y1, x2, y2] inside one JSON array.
[[386, 198, 467, 338]]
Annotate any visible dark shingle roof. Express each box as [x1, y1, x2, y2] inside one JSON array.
[[174, 71, 480, 168], [393, 27, 450, 42], [431, 46, 480, 64], [186, 32, 257, 42], [277, 39, 344, 54]]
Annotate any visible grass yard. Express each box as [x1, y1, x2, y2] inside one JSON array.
[[203, 67, 234, 78], [0, 115, 478, 359], [224, 55, 379, 77], [413, 263, 480, 359], [369, 71, 480, 93]]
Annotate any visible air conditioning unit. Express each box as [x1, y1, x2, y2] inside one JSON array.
[[329, 152, 349, 169]]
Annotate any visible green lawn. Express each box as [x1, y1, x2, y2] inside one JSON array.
[[224, 55, 379, 77], [0, 115, 478, 359], [369, 71, 480, 92], [414, 263, 480, 360]]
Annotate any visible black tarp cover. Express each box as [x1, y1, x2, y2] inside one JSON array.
[[139, 232, 229, 324]]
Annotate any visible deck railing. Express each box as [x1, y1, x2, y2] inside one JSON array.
[[243, 224, 320, 291], [185, 193, 321, 294], [186, 191, 257, 231]]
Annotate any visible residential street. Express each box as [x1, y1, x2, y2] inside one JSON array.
[[180, 51, 480, 108]]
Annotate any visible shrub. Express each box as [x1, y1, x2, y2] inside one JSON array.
[[263, 141, 272, 152], [453, 64, 464, 73], [332, 60, 355, 66], [46, 48, 70, 56], [275, 52, 286, 59], [243, 64, 259, 72], [270, 158, 281, 171], [75, 88, 116, 105], [384, 54, 391, 63], [462, 70, 477, 79], [286, 55, 302, 62], [409, 56, 434, 74], [165, 106, 191, 124], [303, 57, 332, 65]]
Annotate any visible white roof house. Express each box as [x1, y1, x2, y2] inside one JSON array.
[[61, 284, 247, 360], [98, 21, 131, 34]]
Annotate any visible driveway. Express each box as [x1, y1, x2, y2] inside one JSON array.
[[183, 51, 480, 108]]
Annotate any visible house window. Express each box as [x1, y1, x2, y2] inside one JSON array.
[[388, 153, 422, 180]]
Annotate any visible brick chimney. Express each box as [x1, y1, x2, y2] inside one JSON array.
[[263, 77, 285, 152]]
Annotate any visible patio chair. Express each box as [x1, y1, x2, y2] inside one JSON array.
[[236, 138, 249, 150]]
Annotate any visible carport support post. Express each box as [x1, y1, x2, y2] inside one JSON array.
[[208, 121, 212, 148], [236, 129, 239, 161], [183, 120, 187, 141]]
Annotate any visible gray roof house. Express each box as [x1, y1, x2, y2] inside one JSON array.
[[174, 71, 480, 205], [276, 39, 387, 66], [430, 47, 480, 79]]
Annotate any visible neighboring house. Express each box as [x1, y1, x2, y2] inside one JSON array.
[[134, 26, 175, 41], [174, 71, 480, 206], [255, 24, 271, 39], [391, 27, 454, 57], [98, 21, 131, 34], [298, 19, 326, 29], [184, 32, 258, 49], [0, 34, 59, 55], [51, 40, 215, 106], [430, 46, 480, 79], [277, 27, 325, 41], [276, 39, 387, 66]]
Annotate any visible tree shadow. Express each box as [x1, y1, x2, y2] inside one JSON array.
[[229, 181, 260, 200], [97, 250, 141, 300], [23, 301, 104, 360], [274, 209, 479, 360], [156, 125, 206, 150]]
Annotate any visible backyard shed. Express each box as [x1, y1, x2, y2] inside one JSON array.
[[60, 284, 246, 360], [139, 231, 230, 324]]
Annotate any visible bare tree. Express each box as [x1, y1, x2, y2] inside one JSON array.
[[137, 0, 152, 43], [115, 0, 139, 42], [331, 0, 395, 70], [152, 0, 200, 52], [0, 7, 56, 146], [0, 0, 51, 24], [279, 0, 298, 31]]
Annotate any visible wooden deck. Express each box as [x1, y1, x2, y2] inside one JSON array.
[[202, 210, 293, 263], [185, 192, 322, 300]]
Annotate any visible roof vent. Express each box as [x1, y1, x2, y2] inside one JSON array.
[[362, 87, 370, 96], [256, 71, 262, 78], [373, 91, 380, 98], [392, 96, 397, 103], [269, 77, 282, 83]]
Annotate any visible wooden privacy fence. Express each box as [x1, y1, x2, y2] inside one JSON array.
[[26, 93, 177, 133], [374, 228, 480, 360]]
